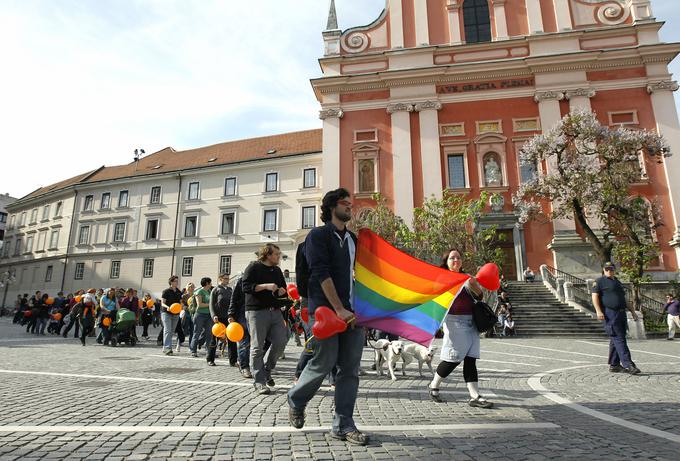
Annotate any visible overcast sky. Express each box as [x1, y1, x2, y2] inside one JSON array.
[[2, 0, 680, 199]]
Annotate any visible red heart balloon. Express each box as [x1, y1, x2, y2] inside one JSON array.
[[476, 263, 501, 291], [301, 307, 309, 323], [312, 306, 347, 340], [287, 284, 300, 301]]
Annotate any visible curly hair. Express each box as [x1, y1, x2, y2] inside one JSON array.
[[320, 188, 350, 223]]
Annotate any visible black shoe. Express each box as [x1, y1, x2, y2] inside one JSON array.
[[330, 430, 369, 446], [207, 361, 216, 366], [289, 407, 305, 429], [428, 384, 444, 403], [624, 366, 641, 375], [266, 378, 275, 389], [62, 333, 67, 338], [469, 397, 494, 409], [667, 337, 675, 341], [255, 383, 271, 395], [609, 365, 624, 373]]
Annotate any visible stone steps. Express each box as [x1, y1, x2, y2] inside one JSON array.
[[504, 281, 605, 337]]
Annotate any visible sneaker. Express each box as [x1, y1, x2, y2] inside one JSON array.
[[468, 397, 493, 409], [266, 378, 276, 389], [62, 333, 67, 338], [241, 368, 252, 379], [191, 352, 198, 358], [428, 384, 444, 403], [207, 361, 216, 367], [667, 337, 675, 341], [175, 344, 181, 354], [609, 365, 624, 373], [255, 383, 271, 395], [289, 406, 305, 429], [330, 430, 369, 446], [164, 350, 173, 356], [624, 366, 641, 375], [230, 362, 238, 367]]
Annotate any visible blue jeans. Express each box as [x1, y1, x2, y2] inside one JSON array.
[[183, 312, 194, 345], [161, 312, 179, 352], [605, 308, 634, 368], [36, 317, 48, 335], [191, 312, 212, 354], [288, 315, 364, 435], [237, 315, 250, 369]]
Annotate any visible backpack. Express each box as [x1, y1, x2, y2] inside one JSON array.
[[295, 241, 309, 298]]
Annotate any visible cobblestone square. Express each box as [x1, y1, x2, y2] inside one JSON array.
[[0, 318, 679, 460]]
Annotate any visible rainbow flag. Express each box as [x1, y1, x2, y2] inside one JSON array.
[[353, 228, 470, 346]]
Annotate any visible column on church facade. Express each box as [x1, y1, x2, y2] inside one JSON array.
[[491, 0, 509, 41], [388, 0, 405, 48], [553, 0, 573, 31], [320, 107, 343, 193], [415, 101, 443, 200], [534, 90, 577, 236], [387, 103, 415, 225], [648, 80, 680, 248], [446, 0, 463, 44], [414, 0, 429, 46], [525, 0, 544, 33]]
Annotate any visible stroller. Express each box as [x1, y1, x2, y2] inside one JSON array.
[[110, 308, 138, 346]]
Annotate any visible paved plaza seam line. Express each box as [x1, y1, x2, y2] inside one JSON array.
[[577, 340, 680, 360], [481, 349, 592, 364], [528, 364, 680, 445], [0, 368, 499, 397], [498, 342, 604, 359], [0, 423, 560, 434]]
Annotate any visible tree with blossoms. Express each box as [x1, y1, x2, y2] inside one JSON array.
[[513, 109, 670, 308]]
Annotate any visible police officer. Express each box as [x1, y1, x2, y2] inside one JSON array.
[[590, 262, 641, 375]]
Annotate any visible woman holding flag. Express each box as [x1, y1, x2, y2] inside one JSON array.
[[428, 249, 493, 408]]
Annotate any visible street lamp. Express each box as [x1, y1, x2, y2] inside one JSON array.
[[1, 269, 17, 313]]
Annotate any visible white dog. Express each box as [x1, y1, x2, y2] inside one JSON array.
[[369, 338, 391, 372], [400, 343, 436, 377], [376, 340, 404, 381]]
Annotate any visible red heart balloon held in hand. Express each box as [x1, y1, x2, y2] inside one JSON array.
[[301, 307, 309, 323], [312, 306, 347, 340], [476, 263, 501, 291], [287, 284, 300, 301]]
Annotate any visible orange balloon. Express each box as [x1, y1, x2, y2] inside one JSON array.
[[75, 296, 82, 303], [146, 299, 155, 308], [226, 322, 244, 342], [212, 322, 227, 338], [169, 303, 182, 315], [53, 312, 62, 321], [46, 297, 55, 305], [102, 317, 112, 327]]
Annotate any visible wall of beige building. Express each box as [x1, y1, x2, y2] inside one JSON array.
[[0, 153, 322, 303]]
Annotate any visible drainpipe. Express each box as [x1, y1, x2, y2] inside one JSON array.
[[60, 190, 79, 293], [170, 173, 182, 276]]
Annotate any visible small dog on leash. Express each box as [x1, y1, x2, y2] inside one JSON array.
[[400, 343, 436, 377], [376, 340, 404, 380]]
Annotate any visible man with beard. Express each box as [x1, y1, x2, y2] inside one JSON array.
[[287, 188, 367, 446]]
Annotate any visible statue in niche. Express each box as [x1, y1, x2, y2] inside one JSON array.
[[359, 159, 376, 193], [484, 155, 502, 187]]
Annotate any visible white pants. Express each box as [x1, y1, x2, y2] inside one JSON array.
[[668, 314, 680, 339]]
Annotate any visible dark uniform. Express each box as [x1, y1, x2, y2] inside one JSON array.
[[591, 275, 636, 370]]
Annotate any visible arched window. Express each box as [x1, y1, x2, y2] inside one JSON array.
[[463, 0, 491, 44]]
